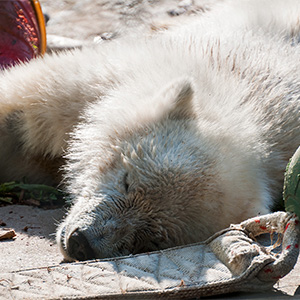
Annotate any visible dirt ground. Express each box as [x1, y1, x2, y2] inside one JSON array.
[[0, 0, 300, 299]]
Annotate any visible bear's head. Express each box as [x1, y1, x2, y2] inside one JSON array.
[[56, 78, 256, 261]]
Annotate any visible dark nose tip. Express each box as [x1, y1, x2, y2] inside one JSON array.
[[67, 229, 95, 261]]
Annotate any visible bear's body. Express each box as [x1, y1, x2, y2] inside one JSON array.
[[0, 0, 299, 260]]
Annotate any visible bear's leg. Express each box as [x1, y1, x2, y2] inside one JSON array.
[[0, 102, 66, 185], [0, 57, 95, 185]]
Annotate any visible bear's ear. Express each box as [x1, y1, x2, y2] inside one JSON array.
[[158, 78, 195, 120]]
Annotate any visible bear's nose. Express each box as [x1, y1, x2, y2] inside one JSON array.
[[67, 229, 95, 261]]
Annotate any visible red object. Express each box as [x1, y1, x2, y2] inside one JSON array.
[[259, 225, 267, 230], [284, 222, 290, 232], [263, 268, 273, 273], [0, 0, 46, 69]]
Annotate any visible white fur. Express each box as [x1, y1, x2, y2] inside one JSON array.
[[0, 0, 299, 260]]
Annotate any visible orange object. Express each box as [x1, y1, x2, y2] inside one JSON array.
[[0, 0, 46, 69], [31, 0, 46, 55]]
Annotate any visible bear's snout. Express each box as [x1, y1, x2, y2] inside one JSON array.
[[66, 229, 95, 261]]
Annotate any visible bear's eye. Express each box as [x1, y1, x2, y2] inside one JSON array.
[[123, 173, 129, 193]]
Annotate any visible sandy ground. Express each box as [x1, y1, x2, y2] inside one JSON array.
[[0, 0, 300, 298], [0, 206, 65, 272], [40, 0, 215, 43]]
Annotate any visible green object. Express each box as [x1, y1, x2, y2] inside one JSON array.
[[0, 181, 68, 207], [283, 146, 300, 218]]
